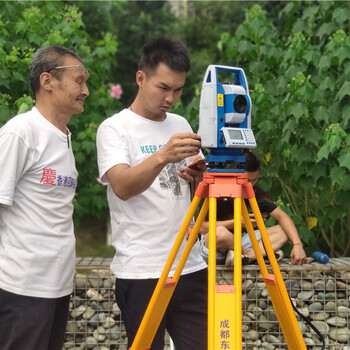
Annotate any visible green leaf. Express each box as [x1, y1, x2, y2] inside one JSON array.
[[0, 105, 11, 124], [345, 61, 350, 75], [281, 2, 299, 17], [292, 19, 308, 34], [28, 32, 42, 46], [303, 50, 320, 66], [327, 134, 342, 151], [313, 106, 330, 124], [15, 20, 28, 33], [0, 70, 10, 89], [340, 104, 350, 128], [338, 151, 350, 171], [302, 128, 322, 147], [12, 71, 26, 83], [309, 163, 326, 183], [283, 48, 296, 64], [294, 146, 312, 165], [332, 6, 350, 25], [277, 132, 291, 148], [288, 102, 308, 120], [329, 123, 347, 138], [319, 55, 331, 70], [17, 103, 30, 115], [302, 5, 318, 20], [282, 117, 297, 133], [312, 88, 325, 104], [340, 176, 350, 190], [275, 76, 289, 95], [345, 134, 350, 146], [335, 46, 350, 65], [336, 81, 350, 101], [330, 166, 347, 186], [319, 75, 336, 92], [316, 22, 337, 38], [75, 152, 85, 165], [317, 144, 330, 162], [297, 226, 315, 245], [257, 120, 275, 134], [239, 40, 255, 56], [285, 65, 304, 79], [249, 61, 266, 75]]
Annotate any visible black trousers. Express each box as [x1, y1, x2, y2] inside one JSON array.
[[115, 268, 208, 350], [0, 288, 70, 350]]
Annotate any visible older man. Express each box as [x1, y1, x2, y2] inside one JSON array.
[[0, 45, 89, 350]]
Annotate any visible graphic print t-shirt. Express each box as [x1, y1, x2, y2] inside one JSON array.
[[0, 108, 77, 298], [97, 109, 207, 278]]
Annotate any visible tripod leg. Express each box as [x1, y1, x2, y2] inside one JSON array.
[[233, 197, 242, 349], [173, 198, 209, 280], [242, 197, 307, 349], [130, 195, 205, 350], [208, 196, 217, 350], [211, 197, 243, 350], [241, 200, 269, 275]]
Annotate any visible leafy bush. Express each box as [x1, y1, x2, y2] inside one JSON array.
[[218, 2, 350, 256], [0, 1, 120, 223]]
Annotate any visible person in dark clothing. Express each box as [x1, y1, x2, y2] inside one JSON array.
[[200, 151, 307, 265]]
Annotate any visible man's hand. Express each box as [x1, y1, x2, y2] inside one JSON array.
[[177, 155, 207, 183], [158, 132, 202, 164], [289, 244, 306, 265]]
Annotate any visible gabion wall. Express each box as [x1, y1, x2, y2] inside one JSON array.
[[65, 257, 350, 350]]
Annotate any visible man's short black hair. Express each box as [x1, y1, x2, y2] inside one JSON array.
[[237, 151, 260, 172], [138, 36, 190, 76]]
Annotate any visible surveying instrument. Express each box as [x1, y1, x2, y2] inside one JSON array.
[[130, 65, 307, 349]]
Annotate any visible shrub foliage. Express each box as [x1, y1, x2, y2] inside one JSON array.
[[218, 2, 350, 257]]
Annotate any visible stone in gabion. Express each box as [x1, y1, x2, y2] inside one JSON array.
[[106, 324, 121, 340], [87, 270, 103, 288], [87, 288, 103, 300], [309, 301, 323, 312], [337, 305, 350, 317], [327, 316, 348, 327], [298, 290, 314, 301], [329, 327, 350, 343]]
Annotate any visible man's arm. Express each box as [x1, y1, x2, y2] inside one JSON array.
[[200, 219, 232, 234], [107, 132, 202, 201], [269, 207, 306, 265]]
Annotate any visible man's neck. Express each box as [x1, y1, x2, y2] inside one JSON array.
[[35, 101, 70, 134]]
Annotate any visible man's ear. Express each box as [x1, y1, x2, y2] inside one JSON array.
[[136, 70, 145, 88], [39, 72, 54, 92]]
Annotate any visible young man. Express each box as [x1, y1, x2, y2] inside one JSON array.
[[96, 37, 208, 349], [0, 45, 89, 350], [200, 151, 307, 266]]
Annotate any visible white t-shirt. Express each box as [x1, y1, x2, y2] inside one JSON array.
[[97, 109, 207, 279], [0, 107, 77, 298]]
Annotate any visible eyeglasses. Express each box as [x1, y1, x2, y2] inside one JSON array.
[[48, 64, 89, 77]]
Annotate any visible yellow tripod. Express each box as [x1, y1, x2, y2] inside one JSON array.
[[130, 171, 306, 350]]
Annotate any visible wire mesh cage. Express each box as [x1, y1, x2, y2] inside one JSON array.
[[65, 257, 350, 350]]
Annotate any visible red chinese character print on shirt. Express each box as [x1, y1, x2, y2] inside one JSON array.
[[40, 168, 57, 185]]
